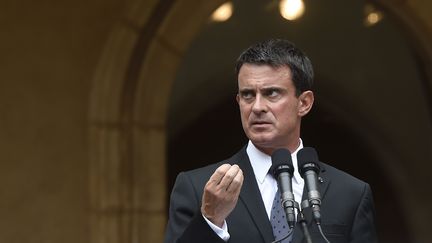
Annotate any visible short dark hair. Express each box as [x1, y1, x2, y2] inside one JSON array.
[[235, 39, 314, 96]]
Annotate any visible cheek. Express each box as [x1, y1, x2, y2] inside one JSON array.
[[273, 105, 296, 122], [239, 108, 251, 131], [239, 104, 250, 118]]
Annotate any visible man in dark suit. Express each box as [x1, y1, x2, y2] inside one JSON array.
[[164, 39, 378, 243]]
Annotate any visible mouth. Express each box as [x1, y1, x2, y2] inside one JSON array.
[[250, 121, 272, 126]]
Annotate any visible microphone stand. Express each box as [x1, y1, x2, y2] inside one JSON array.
[[297, 201, 313, 243], [301, 200, 331, 243], [277, 199, 313, 243]]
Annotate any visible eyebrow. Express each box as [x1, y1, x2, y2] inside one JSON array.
[[261, 86, 282, 91], [239, 85, 283, 90], [239, 87, 254, 92]]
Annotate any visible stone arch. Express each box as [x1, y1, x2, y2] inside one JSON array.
[[369, 2, 432, 240], [88, 0, 224, 242], [88, 1, 432, 243]]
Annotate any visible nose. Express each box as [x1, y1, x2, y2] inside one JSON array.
[[251, 95, 267, 113]]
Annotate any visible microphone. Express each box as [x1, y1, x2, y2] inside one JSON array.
[[270, 148, 296, 228], [297, 147, 322, 225]]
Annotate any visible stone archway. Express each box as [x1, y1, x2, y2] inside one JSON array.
[[88, 0, 432, 243], [373, 1, 432, 241], [88, 0, 224, 242]]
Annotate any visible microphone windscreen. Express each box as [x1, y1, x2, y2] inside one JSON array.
[[297, 147, 320, 174], [270, 148, 294, 176]]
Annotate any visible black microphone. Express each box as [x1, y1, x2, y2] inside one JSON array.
[[297, 147, 322, 225], [270, 148, 296, 229]]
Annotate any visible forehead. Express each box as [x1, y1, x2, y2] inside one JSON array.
[[237, 64, 293, 87]]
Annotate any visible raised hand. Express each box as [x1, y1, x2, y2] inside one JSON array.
[[201, 164, 244, 227]]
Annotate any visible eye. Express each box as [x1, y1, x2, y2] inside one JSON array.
[[264, 88, 281, 99], [269, 90, 279, 97], [239, 90, 255, 101]]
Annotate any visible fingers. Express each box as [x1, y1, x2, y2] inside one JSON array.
[[227, 168, 243, 193], [218, 165, 242, 193], [208, 163, 231, 186], [208, 164, 243, 191], [201, 163, 244, 227]]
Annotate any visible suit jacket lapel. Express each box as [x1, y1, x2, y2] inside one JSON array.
[[292, 162, 330, 243], [235, 148, 275, 243]]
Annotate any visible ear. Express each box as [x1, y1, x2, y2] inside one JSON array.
[[298, 90, 314, 117], [236, 93, 240, 104]]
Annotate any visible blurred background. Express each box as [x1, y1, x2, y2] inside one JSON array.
[[1, 0, 431, 242]]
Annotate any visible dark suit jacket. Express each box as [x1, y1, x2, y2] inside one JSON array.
[[164, 147, 378, 243]]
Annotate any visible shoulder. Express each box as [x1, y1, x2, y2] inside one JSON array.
[[321, 162, 367, 184], [184, 146, 247, 177], [178, 147, 247, 189], [320, 162, 371, 194], [318, 162, 374, 218]]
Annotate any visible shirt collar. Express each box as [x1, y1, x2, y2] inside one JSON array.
[[246, 139, 304, 184]]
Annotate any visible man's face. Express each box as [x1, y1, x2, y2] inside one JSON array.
[[236, 63, 313, 154]]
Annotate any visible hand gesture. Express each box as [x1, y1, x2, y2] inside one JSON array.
[[201, 164, 244, 227]]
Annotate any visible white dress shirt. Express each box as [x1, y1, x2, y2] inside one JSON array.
[[247, 140, 305, 219], [203, 139, 305, 241]]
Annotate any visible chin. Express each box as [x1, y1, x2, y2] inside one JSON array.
[[249, 135, 274, 147]]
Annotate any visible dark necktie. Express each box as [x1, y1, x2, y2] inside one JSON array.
[[270, 189, 293, 243]]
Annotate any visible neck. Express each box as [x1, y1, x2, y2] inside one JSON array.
[[254, 139, 301, 156]]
